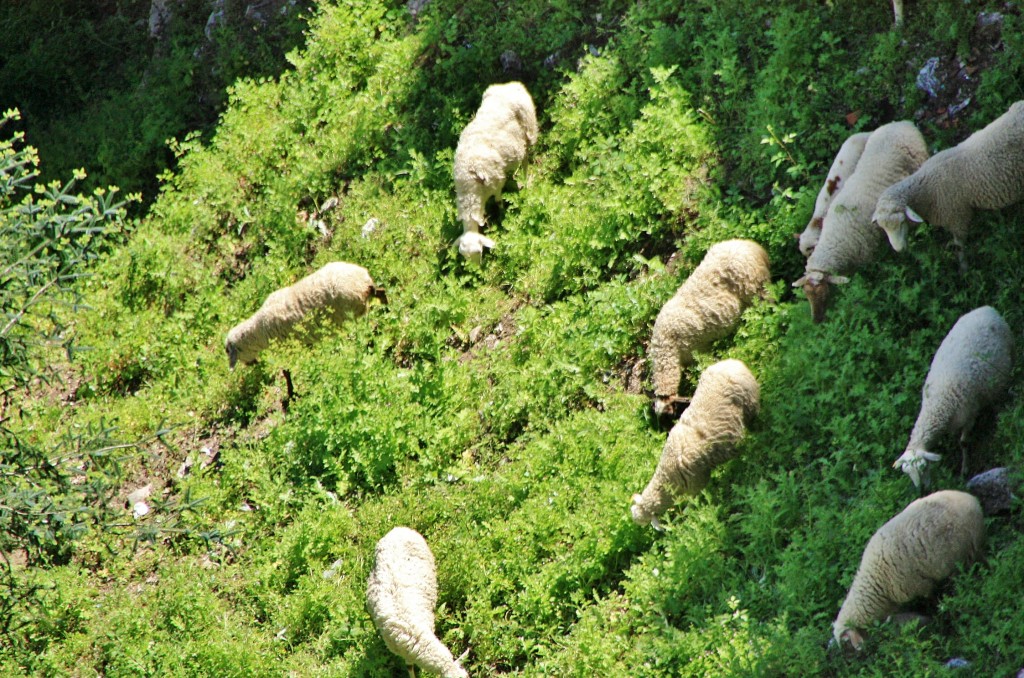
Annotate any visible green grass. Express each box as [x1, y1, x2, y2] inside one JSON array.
[[4, 0, 1024, 676]]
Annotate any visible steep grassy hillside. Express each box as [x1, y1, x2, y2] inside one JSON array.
[[4, 0, 1024, 675]]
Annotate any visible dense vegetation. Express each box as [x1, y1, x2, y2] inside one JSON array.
[[3, 0, 1024, 675]]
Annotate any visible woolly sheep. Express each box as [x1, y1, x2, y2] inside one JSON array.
[[873, 100, 1024, 265], [649, 239, 770, 416], [833, 490, 985, 650], [798, 132, 871, 258], [893, 306, 1013, 488], [453, 81, 538, 264], [366, 527, 469, 678], [632, 359, 760, 529], [224, 261, 386, 368], [793, 121, 928, 323]]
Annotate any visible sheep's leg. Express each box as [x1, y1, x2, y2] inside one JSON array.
[[282, 368, 294, 412], [959, 432, 970, 478], [953, 239, 968, 275], [406, 665, 417, 678]]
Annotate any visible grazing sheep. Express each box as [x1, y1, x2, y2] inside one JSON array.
[[649, 240, 770, 416], [833, 490, 985, 650], [366, 527, 469, 678], [873, 100, 1024, 267], [224, 261, 386, 368], [632, 359, 760, 529], [894, 306, 1013, 488], [799, 132, 871, 258], [455, 231, 496, 267], [793, 121, 928, 323], [453, 81, 538, 264]]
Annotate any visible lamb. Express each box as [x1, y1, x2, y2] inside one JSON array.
[[833, 490, 985, 650], [648, 239, 770, 417], [872, 100, 1024, 266], [452, 81, 538, 264], [893, 306, 1013, 488], [632, 359, 760, 529], [793, 121, 928, 323], [366, 527, 469, 678], [798, 132, 871, 258], [224, 261, 386, 368]]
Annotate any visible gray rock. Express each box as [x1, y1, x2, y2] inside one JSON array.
[[967, 467, 1017, 515], [916, 57, 942, 98], [500, 50, 522, 74], [945, 657, 971, 669]]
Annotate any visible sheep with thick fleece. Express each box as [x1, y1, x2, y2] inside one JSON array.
[[799, 132, 871, 258], [366, 527, 469, 678], [793, 121, 928, 323], [894, 306, 1013, 488], [224, 261, 386, 368], [833, 490, 985, 650], [453, 81, 538, 264], [873, 100, 1024, 263], [632, 359, 760, 529], [649, 240, 770, 416]]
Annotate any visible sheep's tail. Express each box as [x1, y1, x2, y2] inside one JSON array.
[[371, 286, 389, 305]]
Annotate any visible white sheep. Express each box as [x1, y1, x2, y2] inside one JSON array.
[[799, 132, 871, 258], [224, 261, 386, 368], [873, 100, 1024, 266], [453, 81, 538, 264], [793, 121, 928, 323], [366, 527, 469, 678], [648, 239, 770, 416], [833, 490, 985, 650], [893, 306, 1013, 488], [632, 359, 760, 529]]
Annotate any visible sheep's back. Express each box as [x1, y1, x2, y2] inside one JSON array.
[[367, 529, 439, 654], [810, 122, 927, 273], [681, 360, 759, 448], [925, 306, 1013, 402], [293, 263, 373, 323], [867, 491, 984, 603], [950, 102, 1024, 209]]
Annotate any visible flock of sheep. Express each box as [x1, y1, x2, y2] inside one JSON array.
[[222, 81, 1023, 674]]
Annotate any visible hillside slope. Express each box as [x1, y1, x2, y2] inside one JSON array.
[[4, 1, 1024, 675]]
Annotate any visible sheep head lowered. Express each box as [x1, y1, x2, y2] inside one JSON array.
[[792, 270, 849, 323], [872, 196, 926, 252], [456, 231, 495, 266]]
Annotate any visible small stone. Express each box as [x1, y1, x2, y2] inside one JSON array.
[[126, 484, 153, 507], [322, 558, 344, 579], [361, 217, 380, 238], [945, 657, 971, 669], [319, 196, 339, 213]]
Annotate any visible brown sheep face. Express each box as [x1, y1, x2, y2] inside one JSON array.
[[792, 271, 849, 323]]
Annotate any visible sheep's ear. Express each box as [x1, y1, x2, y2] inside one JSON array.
[[227, 343, 238, 370], [827, 274, 850, 285], [905, 206, 925, 224], [650, 516, 664, 532], [792, 275, 808, 288], [480, 235, 496, 249]]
